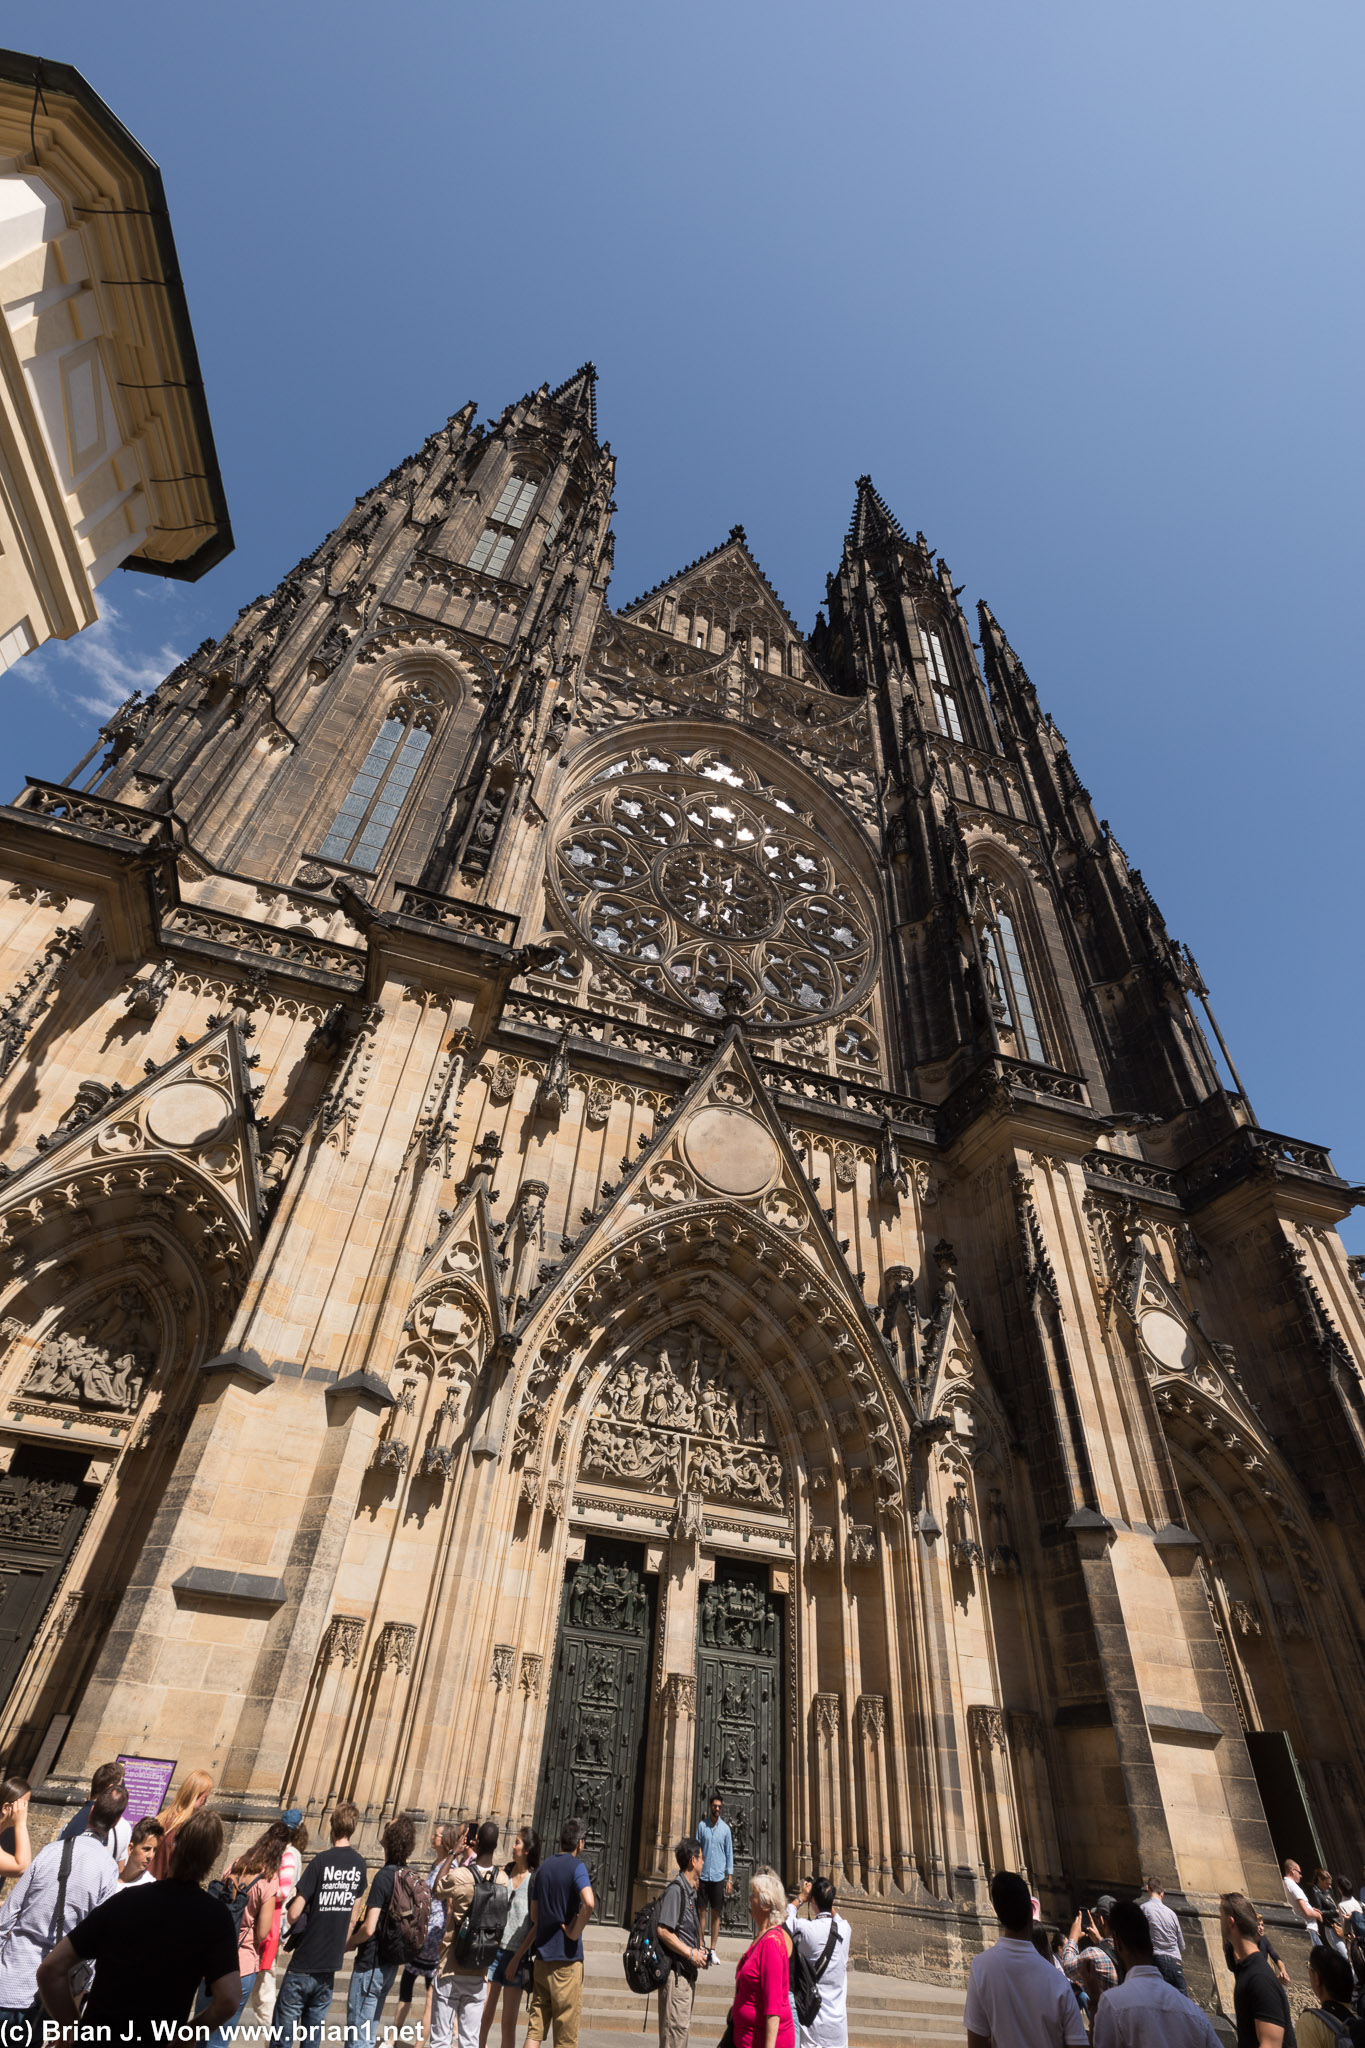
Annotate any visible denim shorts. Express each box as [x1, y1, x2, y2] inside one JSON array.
[[489, 1946, 532, 1989]]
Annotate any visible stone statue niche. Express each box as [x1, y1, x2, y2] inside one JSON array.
[[17, 1287, 159, 1415], [577, 1322, 787, 1511]]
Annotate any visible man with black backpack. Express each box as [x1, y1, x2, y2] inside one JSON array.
[[785, 1876, 851, 2047], [433, 1820, 509, 2048], [655, 1838, 710, 2048], [345, 1813, 425, 2048]]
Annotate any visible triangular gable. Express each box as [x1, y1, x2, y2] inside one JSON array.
[[1116, 1233, 1264, 1434], [517, 1024, 887, 1354], [0, 1021, 264, 1249], [414, 1181, 510, 1345], [619, 529, 806, 650]]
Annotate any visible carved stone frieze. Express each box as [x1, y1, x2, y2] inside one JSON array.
[[378, 1621, 418, 1673], [856, 1693, 886, 1743], [324, 1615, 366, 1669], [812, 1692, 841, 1740], [577, 1324, 785, 1510], [19, 1287, 158, 1415], [968, 1704, 1007, 1753], [663, 1672, 697, 1716]]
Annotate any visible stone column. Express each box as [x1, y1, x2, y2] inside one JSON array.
[[1153, 1522, 1280, 1899], [1068, 1510, 1181, 1880], [967, 1705, 1025, 1874], [811, 1692, 844, 1883], [640, 1505, 705, 1886], [855, 1694, 891, 1896]]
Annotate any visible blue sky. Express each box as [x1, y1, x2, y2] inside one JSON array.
[[9, 0, 1364, 1242]]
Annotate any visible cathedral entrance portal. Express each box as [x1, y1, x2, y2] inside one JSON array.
[[534, 1539, 656, 1925], [0, 1447, 98, 1709], [693, 1560, 785, 1932]]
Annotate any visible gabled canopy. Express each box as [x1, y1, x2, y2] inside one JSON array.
[[620, 526, 807, 655]]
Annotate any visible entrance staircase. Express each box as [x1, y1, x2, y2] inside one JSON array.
[[576, 1925, 967, 2046]]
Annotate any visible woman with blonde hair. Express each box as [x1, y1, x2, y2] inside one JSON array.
[[728, 1866, 794, 2048], [149, 1769, 214, 1879]]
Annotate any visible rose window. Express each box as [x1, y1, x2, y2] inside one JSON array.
[[552, 749, 876, 1025]]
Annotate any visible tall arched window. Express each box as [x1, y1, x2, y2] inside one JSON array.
[[982, 904, 1046, 1062], [318, 698, 435, 871], [920, 626, 963, 741], [468, 473, 537, 576]]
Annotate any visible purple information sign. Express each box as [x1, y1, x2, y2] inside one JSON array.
[[116, 1755, 177, 1829]]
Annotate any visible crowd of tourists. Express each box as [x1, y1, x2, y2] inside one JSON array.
[[1, 1762, 1363, 2048], [965, 1862, 1365, 2047]]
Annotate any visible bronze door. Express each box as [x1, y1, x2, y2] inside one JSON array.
[[693, 1561, 785, 1931], [0, 1449, 98, 1710], [534, 1539, 655, 1925]]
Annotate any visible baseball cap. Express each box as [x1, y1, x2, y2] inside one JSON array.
[[282, 1807, 303, 1827], [1095, 1894, 1117, 1915]]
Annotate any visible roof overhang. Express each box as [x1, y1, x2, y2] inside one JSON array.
[[0, 46, 231, 580]]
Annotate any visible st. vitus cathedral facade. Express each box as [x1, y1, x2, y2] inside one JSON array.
[[2, 367, 1363, 1984]]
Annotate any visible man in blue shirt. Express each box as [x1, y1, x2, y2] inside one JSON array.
[[517, 1816, 594, 2047], [695, 1794, 733, 1954]]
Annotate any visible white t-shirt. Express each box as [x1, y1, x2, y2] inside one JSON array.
[[964, 1933, 1089, 2048], [785, 1907, 851, 2047], [1285, 1876, 1315, 1920]]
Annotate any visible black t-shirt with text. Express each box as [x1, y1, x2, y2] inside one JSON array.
[[287, 1845, 368, 1974], [1232, 1949, 1297, 2048], [71, 1880, 239, 2046], [354, 1864, 399, 1970]]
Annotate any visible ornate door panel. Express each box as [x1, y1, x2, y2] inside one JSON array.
[[534, 1540, 655, 1926], [0, 1449, 97, 1706], [693, 1562, 785, 1931]]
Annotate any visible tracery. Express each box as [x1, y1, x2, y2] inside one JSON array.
[[552, 746, 875, 1026]]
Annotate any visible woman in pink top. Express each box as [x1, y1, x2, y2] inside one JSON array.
[[200, 1820, 292, 2048], [252, 1816, 307, 2026], [729, 1867, 795, 2048]]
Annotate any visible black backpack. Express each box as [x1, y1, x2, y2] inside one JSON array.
[[623, 1880, 681, 1995], [790, 1918, 840, 2029], [206, 1874, 252, 1937], [452, 1865, 511, 1972], [378, 1867, 433, 1967]]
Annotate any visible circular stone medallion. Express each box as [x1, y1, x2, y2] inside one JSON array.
[[1138, 1307, 1197, 1373], [682, 1105, 779, 1197], [145, 1079, 232, 1149]]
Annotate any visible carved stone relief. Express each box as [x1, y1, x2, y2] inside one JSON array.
[[577, 1323, 785, 1510], [18, 1287, 158, 1415]]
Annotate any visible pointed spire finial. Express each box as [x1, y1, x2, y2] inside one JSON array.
[[847, 476, 912, 553], [547, 362, 598, 438]]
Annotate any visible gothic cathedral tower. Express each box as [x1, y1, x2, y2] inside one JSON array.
[[1, 371, 1362, 1984]]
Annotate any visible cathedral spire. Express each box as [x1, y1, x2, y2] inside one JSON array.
[[846, 474, 912, 554], [547, 362, 598, 439]]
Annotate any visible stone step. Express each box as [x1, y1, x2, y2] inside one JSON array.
[[582, 1982, 964, 2016], [572, 2028, 966, 2048], [573, 1921, 967, 2041]]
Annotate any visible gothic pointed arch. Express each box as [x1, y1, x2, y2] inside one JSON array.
[[0, 1022, 263, 1760]]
